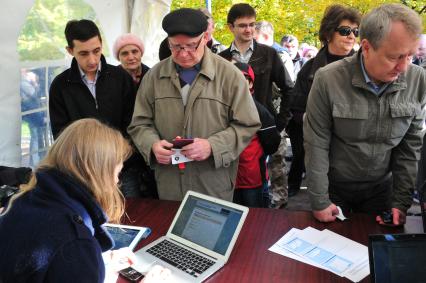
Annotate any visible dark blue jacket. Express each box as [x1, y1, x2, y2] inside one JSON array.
[[0, 169, 113, 283]]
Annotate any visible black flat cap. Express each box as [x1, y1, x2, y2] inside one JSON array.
[[162, 8, 208, 37]]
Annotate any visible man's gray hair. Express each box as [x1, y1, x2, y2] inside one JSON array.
[[360, 3, 422, 49], [255, 21, 274, 35]]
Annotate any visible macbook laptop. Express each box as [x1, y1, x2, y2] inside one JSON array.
[[368, 233, 426, 283], [134, 190, 249, 282]]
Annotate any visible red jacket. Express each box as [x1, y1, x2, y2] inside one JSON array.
[[235, 135, 268, 189]]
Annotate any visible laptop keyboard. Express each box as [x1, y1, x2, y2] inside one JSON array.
[[146, 239, 215, 278]]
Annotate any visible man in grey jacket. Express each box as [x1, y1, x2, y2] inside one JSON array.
[[128, 8, 260, 201], [304, 4, 426, 225]]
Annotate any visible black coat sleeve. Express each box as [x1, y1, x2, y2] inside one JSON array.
[[271, 50, 294, 132], [290, 59, 314, 114], [119, 70, 136, 138], [49, 77, 70, 139]]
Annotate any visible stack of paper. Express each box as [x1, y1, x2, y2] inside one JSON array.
[[269, 227, 370, 282]]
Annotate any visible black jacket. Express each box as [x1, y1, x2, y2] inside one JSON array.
[[119, 63, 150, 91], [254, 99, 280, 155], [219, 41, 294, 131], [291, 46, 355, 114], [49, 55, 135, 139]]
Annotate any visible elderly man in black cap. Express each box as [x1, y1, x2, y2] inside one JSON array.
[[128, 8, 261, 201]]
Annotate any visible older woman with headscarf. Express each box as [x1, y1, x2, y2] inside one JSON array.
[[113, 33, 150, 89]]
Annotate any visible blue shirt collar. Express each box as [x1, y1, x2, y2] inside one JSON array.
[[360, 54, 389, 95]]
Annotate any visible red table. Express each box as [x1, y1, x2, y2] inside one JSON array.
[[118, 198, 423, 283]]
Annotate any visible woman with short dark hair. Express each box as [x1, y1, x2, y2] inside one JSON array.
[[287, 4, 361, 197]]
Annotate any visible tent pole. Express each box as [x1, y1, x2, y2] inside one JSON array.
[[205, 0, 211, 13]]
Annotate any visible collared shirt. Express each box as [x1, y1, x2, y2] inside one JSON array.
[[210, 37, 226, 54], [360, 55, 389, 96], [230, 40, 254, 64], [78, 62, 102, 99]]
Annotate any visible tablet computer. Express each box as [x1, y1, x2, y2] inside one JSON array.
[[104, 223, 150, 250]]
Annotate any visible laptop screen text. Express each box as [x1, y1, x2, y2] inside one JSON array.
[[171, 195, 243, 255]]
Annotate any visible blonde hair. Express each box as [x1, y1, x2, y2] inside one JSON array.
[[10, 119, 132, 223]]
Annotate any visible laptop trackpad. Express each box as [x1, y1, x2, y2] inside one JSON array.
[[132, 257, 158, 273]]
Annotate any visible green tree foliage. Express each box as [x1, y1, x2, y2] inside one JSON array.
[[19, 0, 426, 61], [172, 0, 426, 47], [18, 0, 99, 61]]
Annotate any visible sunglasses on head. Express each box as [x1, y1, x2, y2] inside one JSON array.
[[335, 26, 359, 37]]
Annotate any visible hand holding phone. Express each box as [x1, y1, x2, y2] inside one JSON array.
[[381, 211, 393, 224], [376, 209, 405, 226], [172, 138, 194, 149]]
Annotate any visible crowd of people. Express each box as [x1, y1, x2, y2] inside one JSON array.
[[1, 2, 426, 282]]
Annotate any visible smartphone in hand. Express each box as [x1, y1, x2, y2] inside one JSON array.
[[172, 138, 194, 149]]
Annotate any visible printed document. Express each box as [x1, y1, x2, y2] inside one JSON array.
[[269, 227, 369, 282]]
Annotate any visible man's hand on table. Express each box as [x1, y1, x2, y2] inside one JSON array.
[[313, 203, 339, 222]]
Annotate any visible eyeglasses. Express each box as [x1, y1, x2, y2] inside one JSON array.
[[335, 26, 359, 37], [168, 34, 204, 52], [234, 22, 256, 29]]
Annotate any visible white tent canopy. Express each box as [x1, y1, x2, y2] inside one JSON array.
[[0, 0, 171, 167]]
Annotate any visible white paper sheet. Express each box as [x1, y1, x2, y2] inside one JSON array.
[[269, 227, 370, 282]]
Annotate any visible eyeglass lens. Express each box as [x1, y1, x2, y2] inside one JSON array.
[[336, 26, 359, 37], [169, 36, 203, 52]]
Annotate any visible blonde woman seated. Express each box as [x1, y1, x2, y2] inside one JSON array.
[[0, 119, 169, 282]]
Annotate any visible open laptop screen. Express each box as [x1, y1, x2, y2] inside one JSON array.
[[171, 195, 244, 255], [369, 234, 426, 283]]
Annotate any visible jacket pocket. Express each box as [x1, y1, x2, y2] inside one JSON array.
[[197, 162, 234, 197], [389, 103, 417, 138], [332, 103, 368, 140]]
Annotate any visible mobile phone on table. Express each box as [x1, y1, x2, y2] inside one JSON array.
[[118, 267, 144, 282], [172, 138, 194, 149]]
